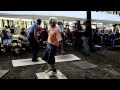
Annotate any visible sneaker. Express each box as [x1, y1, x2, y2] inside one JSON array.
[[49, 72, 57, 77], [53, 68, 57, 73], [45, 68, 57, 74]]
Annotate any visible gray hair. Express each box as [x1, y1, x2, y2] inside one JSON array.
[[49, 17, 57, 24]]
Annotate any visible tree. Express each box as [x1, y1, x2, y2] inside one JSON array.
[[99, 11, 120, 15]]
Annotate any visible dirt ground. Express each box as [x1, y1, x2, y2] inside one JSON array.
[[0, 45, 120, 79]]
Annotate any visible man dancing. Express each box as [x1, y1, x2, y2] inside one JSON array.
[[42, 17, 65, 76], [28, 19, 41, 62]]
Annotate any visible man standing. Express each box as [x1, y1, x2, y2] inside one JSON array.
[[42, 17, 65, 76], [28, 19, 41, 62], [57, 21, 67, 51], [83, 20, 92, 55], [74, 20, 83, 51]]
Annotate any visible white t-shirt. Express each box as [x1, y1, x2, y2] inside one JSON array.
[[56, 25, 64, 33]]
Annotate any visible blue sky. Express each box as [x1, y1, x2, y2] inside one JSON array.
[[0, 11, 87, 18]]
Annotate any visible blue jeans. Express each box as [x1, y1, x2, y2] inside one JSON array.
[[28, 38, 39, 61], [83, 37, 90, 54], [74, 37, 81, 50], [42, 44, 57, 64]]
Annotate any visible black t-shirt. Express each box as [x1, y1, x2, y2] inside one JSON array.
[[84, 26, 92, 37], [75, 25, 83, 37]]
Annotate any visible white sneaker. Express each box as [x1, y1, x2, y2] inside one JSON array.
[[49, 72, 57, 77]]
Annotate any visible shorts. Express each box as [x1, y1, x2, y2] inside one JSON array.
[[42, 44, 57, 64]]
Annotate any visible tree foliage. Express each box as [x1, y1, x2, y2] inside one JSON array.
[[96, 11, 120, 15]]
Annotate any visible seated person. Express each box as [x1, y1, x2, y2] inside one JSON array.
[[19, 28, 29, 50], [1, 29, 12, 46], [10, 25, 15, 35], [114, 32, 120, 45], [5, 26, 10, 34], [113, 37, 120, 46], [0, 37, 5, 52], [37, 27, 43, 38], [41, 28, 48, 47], [40, 28, 48, 41], [110, 32, 116, 41], [1, 29, 12, 52], [116, 32, 120, 38], [11, 40, 21, 54], [37, 28, 48, 48], [20, 28, 27, 36]]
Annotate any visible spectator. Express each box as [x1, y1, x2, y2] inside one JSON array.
[[73, 20, 83, 51], [57, 21, 67, 51], [1, 29, 12, 52], [82, 20, 92, 55]]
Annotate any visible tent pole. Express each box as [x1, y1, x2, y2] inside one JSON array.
[[86, 11, 95, 52], [33, 15, 34, 23], [87, 11, 91, 26]]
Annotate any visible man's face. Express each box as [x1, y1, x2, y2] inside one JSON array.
[[49, 22, 52, 27], [49, 20, 53, 27]]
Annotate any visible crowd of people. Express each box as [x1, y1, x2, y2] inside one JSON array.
[[0, 18, 120, 55], [92, 28, 120, 49], [0, 17, 120, 76], [0, 26, 28, 53]]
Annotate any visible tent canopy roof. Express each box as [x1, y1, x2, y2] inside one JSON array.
[[0, 11, 120, 24]]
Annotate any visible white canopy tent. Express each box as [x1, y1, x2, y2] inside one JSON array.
[[0, 11, 120, 24], [91, 11, 120, 24], [0, 11, 86, 22], [56, 11, 120, 24]]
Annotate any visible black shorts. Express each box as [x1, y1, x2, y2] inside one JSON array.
[[42, 44, 57, 64]]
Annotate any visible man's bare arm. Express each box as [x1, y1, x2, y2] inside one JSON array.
[[59, 40, 65, 55], [59, 40, 64, 51], [34, 28, 39, 44]]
